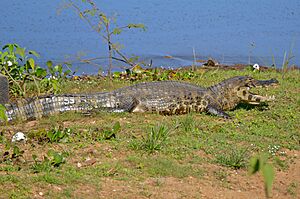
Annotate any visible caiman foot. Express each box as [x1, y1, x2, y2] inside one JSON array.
[[207, 106, 231, 119]]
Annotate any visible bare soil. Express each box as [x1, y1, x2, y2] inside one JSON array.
[[63, 150, 299, 199]]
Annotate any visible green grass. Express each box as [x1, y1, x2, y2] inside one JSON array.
[[0, 68, 300, 198]]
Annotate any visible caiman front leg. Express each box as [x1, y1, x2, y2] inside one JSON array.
[[206, 105, 231, 119]]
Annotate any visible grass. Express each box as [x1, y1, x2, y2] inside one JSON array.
[[0, 68, 300, 198]]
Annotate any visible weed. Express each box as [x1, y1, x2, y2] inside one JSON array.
[[0, 144, 24, 164], [215, 147, 249, 169], [47, 126, 71, 143], [31, 149, 66, 173], [287, 182, 298, 197], [249, 153, 275, 198], [214, 169, 228, 182], [281, 44, 294, 79], [99, 121, 120, 140], [179, 114, 196, 133], [71, 121, 121, 142], [28, 126, 72, 143], [136, 124, 170, 153]]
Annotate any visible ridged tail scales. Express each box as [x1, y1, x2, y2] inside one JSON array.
[[2, 81, 208, 122], [4, 92, 133, 122], [0, 75, 9, 105]]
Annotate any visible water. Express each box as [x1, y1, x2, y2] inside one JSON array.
[[1, 0, 299, 74]]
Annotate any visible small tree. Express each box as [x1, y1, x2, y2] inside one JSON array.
[[65, 0, 146, 78]]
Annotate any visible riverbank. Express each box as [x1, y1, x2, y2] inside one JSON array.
[[1, 68, 299, 198]]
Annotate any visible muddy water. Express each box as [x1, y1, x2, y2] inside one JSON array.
[[1, 0, 299, 73]]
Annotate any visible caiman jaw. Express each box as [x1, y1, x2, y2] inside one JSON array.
[[238, 78, 279, 104]]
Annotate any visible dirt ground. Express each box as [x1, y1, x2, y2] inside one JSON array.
[[34, 149, 298, 199], [97, 152, 299, 199]]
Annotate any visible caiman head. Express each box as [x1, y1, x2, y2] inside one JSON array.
[[209, 76, 279, 110]]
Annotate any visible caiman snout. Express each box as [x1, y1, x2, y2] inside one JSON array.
[[250, 78, 279, 88]]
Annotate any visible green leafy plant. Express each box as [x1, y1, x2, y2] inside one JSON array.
[[28, 126, 72, 144], [0, 43, 46, 96], [113, 67, 197, 81], [91, 121, 121, 141], [46, 126, 72, 143], [0, 143, 24, 164], [65, 0, 146, 78], [39, 61, 73, 94], [249, 153, 275, 198], [215, 147, 249, 169], [0, 43, 72, 97], [31, 149, 66, 173], [100, 121, 120, 140]]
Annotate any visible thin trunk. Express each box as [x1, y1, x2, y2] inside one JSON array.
[[106, 23, 113, 79]]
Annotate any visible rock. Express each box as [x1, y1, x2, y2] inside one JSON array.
[[11, 132, 27, 142], [203, 59, 219, 67]]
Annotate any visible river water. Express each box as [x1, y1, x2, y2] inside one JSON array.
[[1, 0, 299, 73]]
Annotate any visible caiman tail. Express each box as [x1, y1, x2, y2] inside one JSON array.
[[3, 92, 131, 122], [0, 75, 9, 105]]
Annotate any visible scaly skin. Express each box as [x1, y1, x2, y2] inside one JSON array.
[[2, 76, 279, 122], [0, 75, 9, 105]]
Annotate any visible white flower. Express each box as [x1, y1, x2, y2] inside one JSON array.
[[253, 63, 260, 71], [7, 61, 13, 66]]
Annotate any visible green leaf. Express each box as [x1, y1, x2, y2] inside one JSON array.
[[27, 58, 35, 70], [2, 43, 19, 51], [47, 149, 56, 157], [112, 28, 122, 35], [113, 121, 121, 132], [101, 14, 109, 25], [13, 145, 21, 157], [63, 69, 72, 76], [1, 51, 8, 60], [262, 163, 275, 197], [47, 60, 53, 67], [35, 67, 47, 78], [29, 50, 40, 57], [113, 71, 121, 78], [0, 104, 7, 122], [54, 64, 63, 74], [79, 12, 84, 19], [32, 154, 37, 161], [127, 23, 146, 30], [248, 156, 260, 175], [15, 47, 26, 58]]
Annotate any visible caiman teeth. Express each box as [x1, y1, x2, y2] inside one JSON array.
[[266, 95, 275, 101]]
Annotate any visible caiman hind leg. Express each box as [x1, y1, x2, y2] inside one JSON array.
[[128, 97, 148, 113]]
